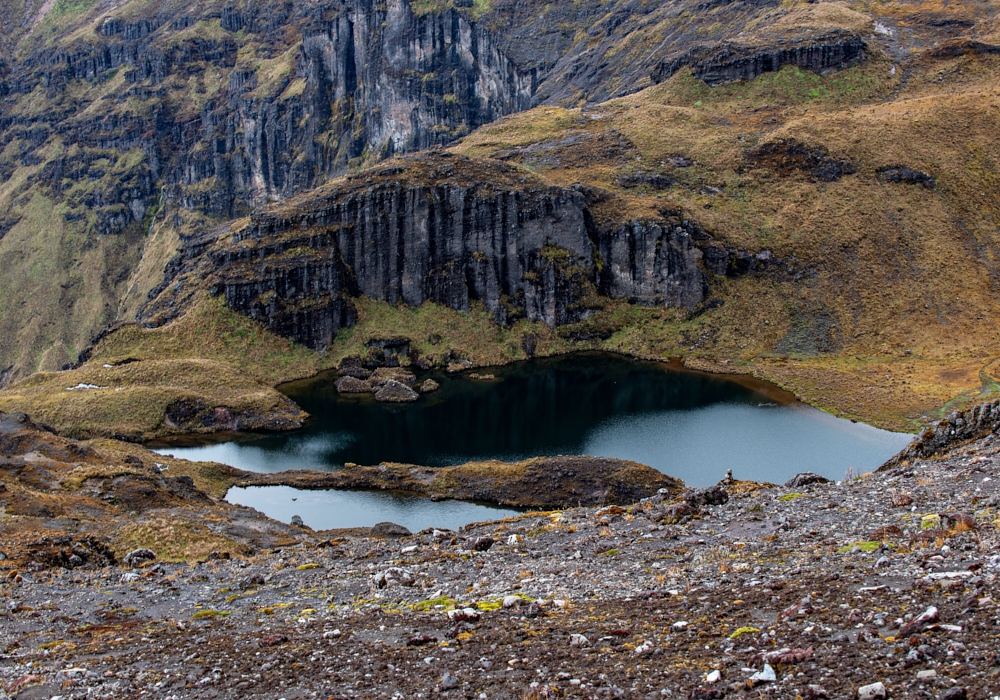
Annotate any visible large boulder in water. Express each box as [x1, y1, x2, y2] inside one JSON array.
[[335, 376, 372, 394], [374, 379, 419, 403]]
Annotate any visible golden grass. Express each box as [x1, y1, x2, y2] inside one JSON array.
[[113, 516, 247, 562], [0, 357, 300, 440]]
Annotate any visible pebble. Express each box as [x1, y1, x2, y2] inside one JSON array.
[[857, 682, 887, 700], [749, 664, 776, 684]]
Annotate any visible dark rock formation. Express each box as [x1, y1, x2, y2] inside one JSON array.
[[877, 166, 936, 188], [881, 399, 999, 467], [684, 485, 729, 507], [140, 154, 781, 349], [374, 379, 420, 403], [653, 32, 866, 86], [784, 472, 831, 489], [748, 139, 857, 182], [370, 522, 412, 538]]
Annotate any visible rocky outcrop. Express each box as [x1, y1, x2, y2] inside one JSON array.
[[238, 455, 685, 509], [877, 166, 936, 188], [594, 219, 708, 308], [881, 399, 999, 467], [168, 155, 750, 348], [747, 139, 857, 182], [653, 32, 866, 86], [137, 154, 779, 349]]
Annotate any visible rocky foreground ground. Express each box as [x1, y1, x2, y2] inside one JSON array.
[[2, 409, 1000, 699]]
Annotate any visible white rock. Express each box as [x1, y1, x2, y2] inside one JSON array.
[[858, 682, 887, 700], [401, 545, 418, 553], [916, 670, 936, 680], [706, 670, 722, 683], [750, 664, 776, 684], [671, 620, 689, 630], [568, 633, 589, 647]]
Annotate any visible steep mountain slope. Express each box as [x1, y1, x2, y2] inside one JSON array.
[[0, 0, 999, 437], [0, 0, 900, 384]]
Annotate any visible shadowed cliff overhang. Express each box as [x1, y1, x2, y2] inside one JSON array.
[[652, 31, 867, 86]]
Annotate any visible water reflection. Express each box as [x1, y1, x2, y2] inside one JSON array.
[[150, 352, 913, 527], [227, 485, 519, 532]]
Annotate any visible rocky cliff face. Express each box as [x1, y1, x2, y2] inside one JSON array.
[[143, 155, 740, 350], [652, 32, 867, 86]]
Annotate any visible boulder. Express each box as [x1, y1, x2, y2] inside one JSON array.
[[684, 485, 729, 507], [335, 376, 372, 394], [370, 521, 412, 538], [785, 472, 830, 488], [374, 379, 420, 403], [371, 367, 417, 388]]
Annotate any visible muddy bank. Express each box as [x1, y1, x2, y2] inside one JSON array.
[[236, 456, 685, 510]]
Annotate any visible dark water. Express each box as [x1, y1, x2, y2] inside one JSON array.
[[152, 353, 912, 530]]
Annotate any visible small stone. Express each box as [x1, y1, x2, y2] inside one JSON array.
[[898, 606, 939, 637], [290, 515, 305, 527], [448, 608, 481, 622], [937, 688, 967, 700], [749, 664, 776, 684], [870, 525, 903, 540], [857, 682, 887, 700], [784, 472, 830, 488], [259, 634, 288, 647], [916, 670, 937, 680], [705, 669, 721, 683], [875, 556, 890, 568], [440, 672, 459, 690]]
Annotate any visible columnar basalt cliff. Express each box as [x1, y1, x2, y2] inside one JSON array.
[[140, 155, 741, 350]]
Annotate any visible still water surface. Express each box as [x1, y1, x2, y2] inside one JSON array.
[[152, 353, 912, 530]]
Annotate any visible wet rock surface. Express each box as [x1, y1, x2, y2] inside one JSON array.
[[2, 411, 999, 698]]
